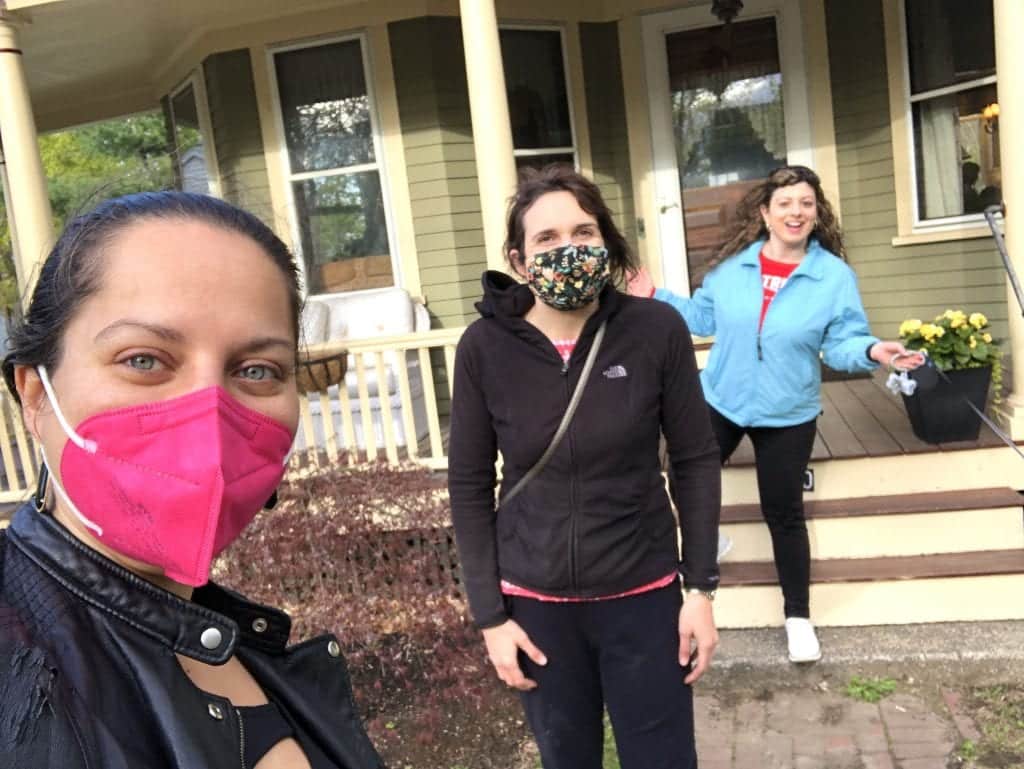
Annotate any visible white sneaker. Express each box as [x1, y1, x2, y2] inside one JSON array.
[[785, 617, 822, 663], [717, 532, 734, 562]]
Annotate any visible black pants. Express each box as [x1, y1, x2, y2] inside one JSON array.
[[510, 584, 697, 769], [710, 407, 817, 618]]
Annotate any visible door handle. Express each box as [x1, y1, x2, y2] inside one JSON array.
[[659, 202, 680, 214]]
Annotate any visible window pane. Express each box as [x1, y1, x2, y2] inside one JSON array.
[[906, 0, 995, 94], [515, 153, 575, 174], [500, 29, 573, 150], [169, 85, 211, 195], [666, 17, 786, 290], [293, 171, 393, 294], [913, 83, 1001, 219], [275, 41, 374, 174]]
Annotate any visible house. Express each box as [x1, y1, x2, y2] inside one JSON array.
[[1, 0, 1022, 629]]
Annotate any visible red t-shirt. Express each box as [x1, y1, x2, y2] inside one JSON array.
[[759, 250, 800, 329]]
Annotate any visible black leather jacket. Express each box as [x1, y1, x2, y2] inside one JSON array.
[[0, 503, 383, 769]]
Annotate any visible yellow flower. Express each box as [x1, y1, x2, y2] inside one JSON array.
[[942, 309, 956, 320], [950, 315, 965, 329], [920, 323, 941, 342], [970, 312, 988, 329], [899, 319, 922, 336], [983, 333, 993, 343], [969, 336, 978, 349]]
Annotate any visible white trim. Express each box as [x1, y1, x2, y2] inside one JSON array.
[[642, 0, 811, 296], [266, 30, 401, 298], [897, 0, 999, 231], [499, 23, 580, 170], [512, 146, 576, 157], [909, 75, 998, 103], [167, 71, 222, 198]]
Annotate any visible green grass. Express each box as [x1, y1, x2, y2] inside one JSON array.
[[534, 714, 620, 768], [844, 676, 898, 703]]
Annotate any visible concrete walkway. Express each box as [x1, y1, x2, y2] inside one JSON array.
[[695, 686, 977, 769], [692, 621, 1024, 769]]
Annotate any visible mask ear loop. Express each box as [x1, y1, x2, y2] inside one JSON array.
[[37, 366, 98, 454], [34, 366, 104, 536]]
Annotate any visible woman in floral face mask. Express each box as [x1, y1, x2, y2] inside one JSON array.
[[448, 165, 721, 769], [0, 192, 382, 769]]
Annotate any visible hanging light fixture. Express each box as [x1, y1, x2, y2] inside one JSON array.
[[711, 0, 744, 24]]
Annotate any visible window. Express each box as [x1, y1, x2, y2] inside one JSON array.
[[273, 37, 394, 295], [499, 28, 576, 172], [167, 79, 216, 196], [904, 0, 1000, 224]]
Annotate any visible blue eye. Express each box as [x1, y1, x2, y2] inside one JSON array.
[[238, 365, 277, 382], [126, 354, 156, 371]]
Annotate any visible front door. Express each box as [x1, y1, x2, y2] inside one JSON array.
[[643, 0, 814, 294]]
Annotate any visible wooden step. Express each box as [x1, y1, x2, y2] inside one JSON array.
[[720, 549, 1024, 586], [719, 487, 1024, 561], [720, 487, 1023, 524], [720, 445, 1024, 504], [712, 550, 1024, 628]]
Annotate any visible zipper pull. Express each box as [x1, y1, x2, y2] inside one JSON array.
[[561, 360, 569, 375], [757, 335, 763, 361]]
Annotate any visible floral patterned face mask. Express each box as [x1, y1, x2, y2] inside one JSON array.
[[525, 244, 611, 311]]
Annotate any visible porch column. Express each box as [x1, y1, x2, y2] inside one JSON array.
[[0, 11, 54, 300], [993, 0, 1024, 435], [459, 0, 516, 273]]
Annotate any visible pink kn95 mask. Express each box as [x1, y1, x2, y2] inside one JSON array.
[[37, 366, 294, 586]]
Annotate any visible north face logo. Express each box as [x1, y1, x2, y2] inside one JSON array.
[[603, 365, 628, 379]]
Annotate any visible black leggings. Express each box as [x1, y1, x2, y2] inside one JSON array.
[[710, 407, 817, 618], [511, 584, 697, 769]]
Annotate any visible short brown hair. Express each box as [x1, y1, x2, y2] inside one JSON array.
[[503, 164, 638, 286]]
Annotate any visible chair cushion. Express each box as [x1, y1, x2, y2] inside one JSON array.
[[319, 288, 416, 340], [300, 300, 330, 346]]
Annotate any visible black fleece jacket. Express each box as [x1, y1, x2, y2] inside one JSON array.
[[448, 272, 721, 629]]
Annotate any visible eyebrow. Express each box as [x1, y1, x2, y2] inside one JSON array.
[[531, 222, 597, 241], [94, 320, 186, 343], [94, 321, 293, 354]]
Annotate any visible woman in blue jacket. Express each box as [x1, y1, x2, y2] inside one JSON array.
[[630, 166, 922, 662]]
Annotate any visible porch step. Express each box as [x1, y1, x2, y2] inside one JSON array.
[[713, 549, 1024, 628], [721, 487, 1024, 562], [720, 445, 1024, 505]]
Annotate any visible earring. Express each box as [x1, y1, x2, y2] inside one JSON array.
[[34, 463, 49, 513]]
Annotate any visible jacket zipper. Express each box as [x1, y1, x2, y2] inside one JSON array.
[[563, 365, 579, 592], [237, 707, 247, 769]]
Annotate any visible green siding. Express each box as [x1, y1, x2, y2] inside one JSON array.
[[825, 0, 1007, 340], [389, 16, 486, 330], [203, 50, 275, 226], [580, 21, 637, 255]]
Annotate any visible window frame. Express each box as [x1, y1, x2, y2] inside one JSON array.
[[167, 69, 222, 198], [886, 0, 1000, 242], [266, 31, 400, 298], [498, 23, 580, 170]]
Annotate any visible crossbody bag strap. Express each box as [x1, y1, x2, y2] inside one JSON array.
[[498, 320, 607, 508]]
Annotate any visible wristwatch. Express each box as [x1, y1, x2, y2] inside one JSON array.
[[684, 587, 717, 602]]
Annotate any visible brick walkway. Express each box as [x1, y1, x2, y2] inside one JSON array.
[[695, 687, 979, 769]]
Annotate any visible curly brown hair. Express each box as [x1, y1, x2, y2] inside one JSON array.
[[503, 164, 638, 286], [714, 165, 845, 268]]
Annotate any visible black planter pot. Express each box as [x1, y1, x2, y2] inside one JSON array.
[[901, 366, 992, 444]]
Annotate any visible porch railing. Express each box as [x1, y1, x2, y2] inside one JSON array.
[[0, 329, 711, 502], [0, 390, 40, 505]]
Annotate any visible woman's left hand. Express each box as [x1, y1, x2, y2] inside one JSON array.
[[869, 341, 926, 369], [678, 594, 718, 684]]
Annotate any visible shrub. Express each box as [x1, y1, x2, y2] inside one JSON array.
[[214, 457, 494, 743]]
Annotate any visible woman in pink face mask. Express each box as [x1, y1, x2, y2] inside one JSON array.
[[0, 192, 382, 769]]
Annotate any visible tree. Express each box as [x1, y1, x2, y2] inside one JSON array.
[[0, 111, 174, 316]]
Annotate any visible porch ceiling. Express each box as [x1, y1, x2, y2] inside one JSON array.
[[6, 0, 372, 132]]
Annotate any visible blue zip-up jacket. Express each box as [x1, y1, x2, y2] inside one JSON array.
[[655, 239, 879, 427]]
